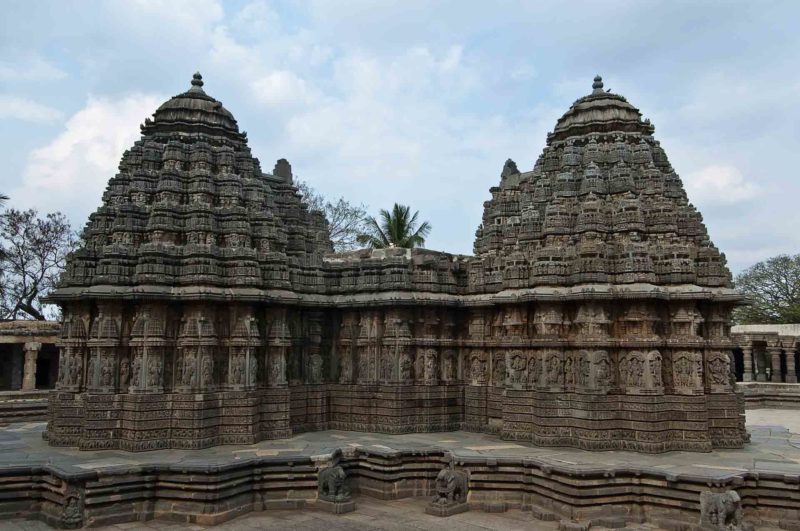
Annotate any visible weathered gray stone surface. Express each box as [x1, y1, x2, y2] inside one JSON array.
[[45, 74, 747, 453], [2, 413, 800, 529]]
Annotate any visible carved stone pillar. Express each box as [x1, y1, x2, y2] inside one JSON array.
[[770, 348, 783, 382], [22, 342, 41, 391], [756, 348, 768, 382], [786, 346, 797, 383], [742, 346, 753, 382], [741, 346, 754, 382]]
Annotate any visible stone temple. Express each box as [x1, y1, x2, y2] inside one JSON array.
[[46, 73, 747, 454]]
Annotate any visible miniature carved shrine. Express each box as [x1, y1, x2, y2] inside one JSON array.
[[46, 74, 747, 453]]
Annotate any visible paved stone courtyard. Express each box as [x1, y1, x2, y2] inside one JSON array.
[[0, 409, 797, 530]]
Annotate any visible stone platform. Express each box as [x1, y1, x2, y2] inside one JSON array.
[[1, 411, 799, 529], [738, 382, 800, 408]]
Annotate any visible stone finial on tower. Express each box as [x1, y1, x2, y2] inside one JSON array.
[[501, 158, 520, 181], [274, 158, 293, 183], [592, 74, 604, 94], [190, 72, 204, 92]]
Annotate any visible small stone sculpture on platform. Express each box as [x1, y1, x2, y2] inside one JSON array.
[[700, 490, 753, 531], [317, 464, 355, 514], [426, 463, 469, 516]]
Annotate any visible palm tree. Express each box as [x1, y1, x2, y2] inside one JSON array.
[[0, 194, 7, 207], [357, 203, 432, 249]]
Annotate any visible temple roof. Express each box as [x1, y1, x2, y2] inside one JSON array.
[[141, 73, 241, 139], [473, 75, 733, 290], [550, 76, 654, 142]]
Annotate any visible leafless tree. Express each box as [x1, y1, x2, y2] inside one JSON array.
[[0, 208, 77, 320], [296, 180, 369, 252], [733, 254, 800, 324]]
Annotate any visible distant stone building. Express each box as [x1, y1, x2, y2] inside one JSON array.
[[45, 73, 747, 453], [0, 320, 60, 391], [731, 324, 798, 382]]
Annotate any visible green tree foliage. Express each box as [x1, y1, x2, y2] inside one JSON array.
[[357, 203, 432, 249], [733, 254, 800, 324]]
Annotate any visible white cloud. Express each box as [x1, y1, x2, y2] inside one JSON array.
[[250, 70, 318, 109], [0, 55, 66, 82], [0, 95, 63, 123], [11, 93, 163, 218], [684, 165, 760, 205]]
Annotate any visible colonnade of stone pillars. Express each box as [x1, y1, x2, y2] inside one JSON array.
[[738, 342, 797, 383]]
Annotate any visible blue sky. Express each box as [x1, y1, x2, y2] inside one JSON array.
[[1, 0, 798, 273]]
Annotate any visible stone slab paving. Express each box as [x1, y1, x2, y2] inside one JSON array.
[[1, 409, 796, 530]]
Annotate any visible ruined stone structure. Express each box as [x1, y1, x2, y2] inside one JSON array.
[[46, 74, 747, 453]]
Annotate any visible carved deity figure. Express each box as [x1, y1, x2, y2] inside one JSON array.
[[100, 357, 113, 387], [509, 353, 526, 384], [432, 466, 468, 506], [182, 350, 196, 387], [424, 351, 438, 383], [309, 353, 323, 383], [564, 355, 575, 386], [248, 355, 257, 386], [339, 353, 352, 383], [119, 358, 130, 387], [527, 356, 541, 385], [708, 354, 731, 386], [546, 354, 563, 385], [595, 354, 610, 387], [318, 465, 351, 503], [68, 354, 82, 387], [200, 353, 213, 386], [649, 351, 663, 387], [399, 352, 413, 381], [148, 356, 162, 388], [442, 354, 455, 381], [470, 356, 487, 384]]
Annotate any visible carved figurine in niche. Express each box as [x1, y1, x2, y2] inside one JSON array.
[[357, 348, 369, 382], [508, 352, 526, 384], [493, 357, 506, 387], [673, 352, 699, 388], [708, 354, 731, 386], [470, 356, 487, 384], [546, 353, 563, 385], [101, 355, 114, 387], [87, 355, 97, 388], [424, 350, 438, 383], [269, 351, 284, 384], [527, 356, 541, 385], [248, 355, 257, 386], [309, 352, 323, 383], [231, 351, 244, 385], [564, 355, 575, 386], [399, 352, 413, 381], [318, 465, 351, 503], [649, 351, 663, 387], [182, 349, 196, 387], [69, 354, 82, 387], [620, 353, 645, 388], [577, 352, 591, 386], [594, 352, 610, 387], [119, 357, 130, 387], [148, 356, 162, 388], [58, 354, 68, 385], [200, 352, 213, 386], [62, 493, 83, 526], [381, 347, 394, 381], [442, 353, 455, 381]]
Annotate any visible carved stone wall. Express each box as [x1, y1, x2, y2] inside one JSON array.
[[46, 74, 747, 453]]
